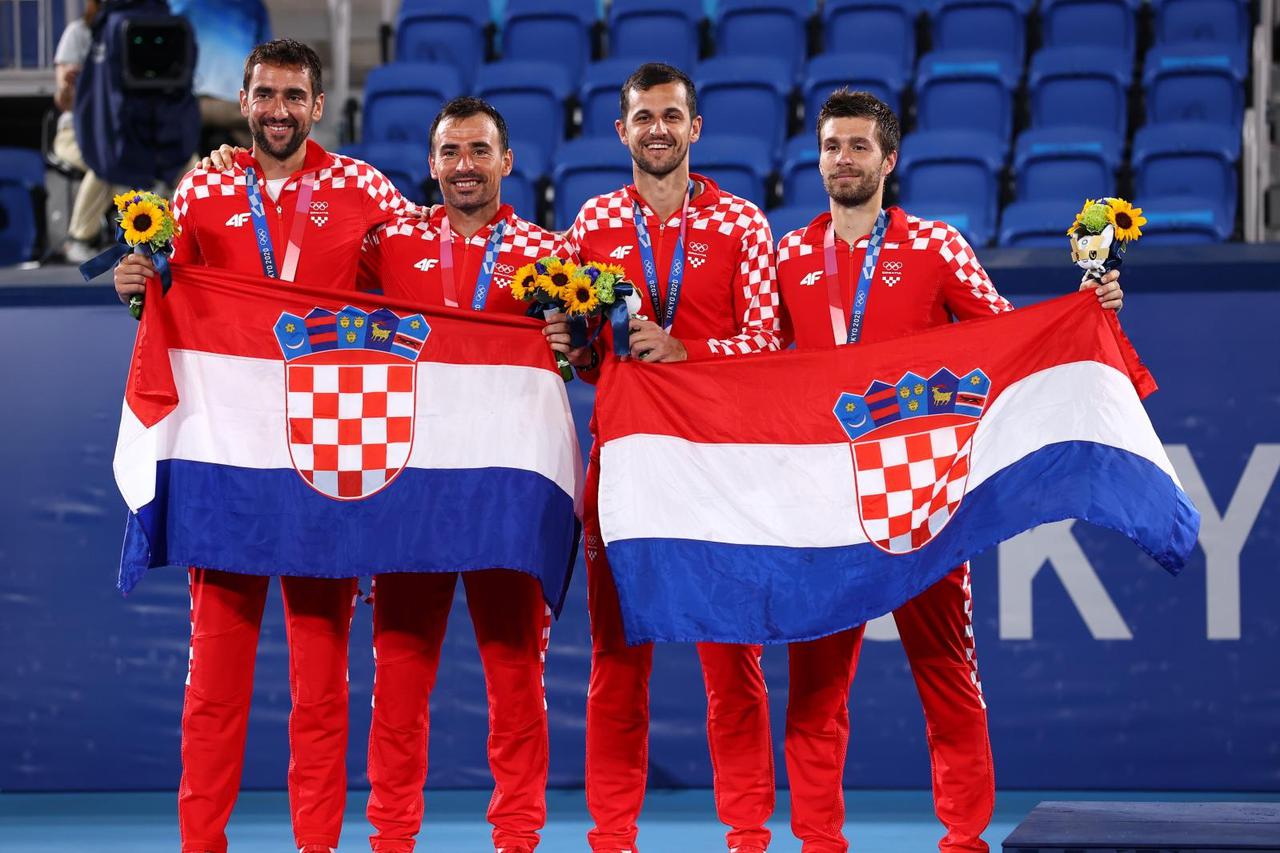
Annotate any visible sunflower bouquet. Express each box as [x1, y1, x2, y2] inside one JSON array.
[[511, 257, 638, 380], [78, 190, 180, 319], [1066, 197, 1145, 280]]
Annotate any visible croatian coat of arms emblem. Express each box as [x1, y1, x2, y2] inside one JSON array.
[[274, 305, 430, 500], [833, 368, 991, 554]]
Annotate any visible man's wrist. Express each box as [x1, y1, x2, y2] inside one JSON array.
[[573, 347, 600, 372]]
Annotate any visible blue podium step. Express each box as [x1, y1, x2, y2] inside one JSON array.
[[1004, 802, 1280, 852]]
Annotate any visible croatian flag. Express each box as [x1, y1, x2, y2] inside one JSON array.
[[113, 264, 581, 610], [595, 292, 1199, 644]]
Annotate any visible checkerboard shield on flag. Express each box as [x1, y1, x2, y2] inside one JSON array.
[[834, 368, 991, 554], [274, 305, 430, 501]]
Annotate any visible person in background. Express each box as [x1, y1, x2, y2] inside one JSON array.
[[171, 0, 271, 151], [52, 0, 111, 264]]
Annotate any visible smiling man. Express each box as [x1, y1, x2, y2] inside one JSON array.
[[355, 96, 565, 853], [544, 62, 781, 853], [112, 39, 420, 853]]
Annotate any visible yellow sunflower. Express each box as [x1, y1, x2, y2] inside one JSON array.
[[511, 262, 539, 300], [113, 191, 139, 213], [122, 199, 164, 245], [534, 274, 565, 302], [1106, 198, 1146, 242], [1066, 198, 1095, 235], [540, 257, 577, 293], [562, 272, 601, 316]]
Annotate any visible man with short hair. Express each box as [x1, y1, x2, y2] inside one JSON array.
[[775, 89, 1122, 853], [545, 62, 780, 853], [356, 96, 565, 853], [113, 39, 419, 853]]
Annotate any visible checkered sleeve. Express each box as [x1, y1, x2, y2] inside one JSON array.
[[938, 224, 1013, 319], [559, 205, 591, 262], [169, 170, 202, 264], [696, 205, 782, 358], [345, 157, 423, 231]]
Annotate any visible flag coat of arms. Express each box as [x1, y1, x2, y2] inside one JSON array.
[[113, 264, 581, 610], [594, 292, 1200, 645]]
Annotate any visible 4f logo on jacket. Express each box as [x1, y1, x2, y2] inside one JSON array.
[[609, 245, 633, 259], [414, 258, 439, 272], [225, 213, 251, 228], [800, 270, 822, 286]]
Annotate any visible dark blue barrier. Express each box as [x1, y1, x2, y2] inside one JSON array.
[[1, 276, 1278, 793]]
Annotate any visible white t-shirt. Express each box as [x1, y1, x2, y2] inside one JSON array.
[[263, 177, 288, 202], [54, 20, 92, 132]]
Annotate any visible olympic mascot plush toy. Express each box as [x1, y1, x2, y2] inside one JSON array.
[[1067, 198, 1146, 281]]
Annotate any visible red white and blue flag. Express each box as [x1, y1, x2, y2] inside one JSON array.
[[113, 264, 581, 609], [595, 292, 1199, 644]]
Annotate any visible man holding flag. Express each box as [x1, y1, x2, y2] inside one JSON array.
[[774, 90, 1123, 853], [113, 39, 420, 853], [355, 96, 566, 853], [545, 62, 781, 853]]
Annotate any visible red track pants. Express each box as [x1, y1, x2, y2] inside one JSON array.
[[366, 570, 551, 853], [179, 568, 357, 853], [785, 564, 994, 853], [583, 457, 775, 852]]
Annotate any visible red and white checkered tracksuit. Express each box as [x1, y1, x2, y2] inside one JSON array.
[[563, 175, 783, 852], [775, 207, 1012, 853], [169, 140, 415, 853], [357, 205, 565, 852]]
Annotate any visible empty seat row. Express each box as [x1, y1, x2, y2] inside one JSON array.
[[394, 0, 1251, 89], [360, 44, 1245, 163]]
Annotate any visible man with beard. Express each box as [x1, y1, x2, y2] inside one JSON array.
[[543, 62, 780, 853], [775, 89, 1123, 853], [113, 39, 420, 853], [354, 96, 564, 853]]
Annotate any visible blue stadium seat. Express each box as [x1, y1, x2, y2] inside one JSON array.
[[475, 61, 573, 157], [341, 142, 430, 205], [929, 0, 1027, 69], [1027, 47, 1132, 136], [608, 0, 703, 70], [1013, 127, 1122, 202], [998, 198, 1092, 247], [551, 137, 634, 229], [362, 63, 465, 148], [1143, 44, 1247, 130], [1040, 0, 1141, 55], [394, 0, 488, 89], [0, 147, 43, 265], [896, 130, 1005, 246], [1132, 121, 1239, 227], [822, 0, 917, 75], [780, 135, 824, 208], [713, 0, 812, 81], [505, 139, 550, 223], [914, 52, 1019, 147], [501, 0, 598, 84], [1153, 0, 1250, 54], [579, 59, 636, 137], [801, 53, 907, 124], [767, 204, 817, 238], [693, 135, 775, 205], [695, 57, 795, 158], [1136, 194, 1232, 243]]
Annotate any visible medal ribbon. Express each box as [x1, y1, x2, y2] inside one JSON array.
[[824, 209, 888, 345], [632, 180, 693, 330], [439, 214, 508, 311], [244, 166, 315, 282]]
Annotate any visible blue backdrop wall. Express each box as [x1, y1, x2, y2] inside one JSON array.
[[2, 274, 1278, 794]]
